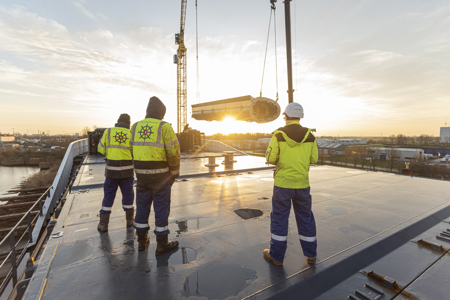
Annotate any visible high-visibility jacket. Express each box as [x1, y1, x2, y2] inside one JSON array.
[[266, 122, 318, 189], [130, 118, 180, 189], [98, 126, 134, 179]]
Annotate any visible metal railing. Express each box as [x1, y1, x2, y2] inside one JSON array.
[[30, 139, 88, 245], [0, 138, 88, 298], [0, 188, 50, 295]]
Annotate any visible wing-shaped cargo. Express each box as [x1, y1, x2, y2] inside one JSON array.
[[191, 95, 281, 123]]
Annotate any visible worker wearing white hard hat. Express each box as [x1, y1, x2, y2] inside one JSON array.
[[263, 102, 318, 266]]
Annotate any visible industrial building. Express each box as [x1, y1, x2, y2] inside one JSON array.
[[440, 127, 450, 143], [316, 138, 367, 145], [369, 147, 424, 161], [0, 135, 15, 143], [316, 139, 366, 156]]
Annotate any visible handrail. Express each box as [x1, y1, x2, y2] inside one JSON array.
[[0, 187, 50, 295], [30, 139, 88, 246], [0, 187, 50, 251], [0, 138, 88, 298]]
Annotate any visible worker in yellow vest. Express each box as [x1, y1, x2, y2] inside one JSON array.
[[263, 103, 318, 266], [97, 114, 135, 232], [131, 97, 180, 253]]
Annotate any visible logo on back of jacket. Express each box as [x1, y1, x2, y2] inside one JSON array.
[[114, 131, 129, 144], [138, 124, 153, 141]]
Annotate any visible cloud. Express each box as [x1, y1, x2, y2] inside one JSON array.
[[295, 5, 450, 120], [0, 5, 174, 100], [74, 1, 95, 20], [0, 88, 41, 97], [0, 5, 183, 133], [1, 1, 449, 136]]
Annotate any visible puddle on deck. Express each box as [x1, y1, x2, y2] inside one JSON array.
[[183, 264, 257, 299], [234, 209, 263, 220], [156, 247, 196, 267], [171, 218, 214, 237]]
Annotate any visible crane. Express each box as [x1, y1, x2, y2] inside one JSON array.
[[174, 0, 187, 134]]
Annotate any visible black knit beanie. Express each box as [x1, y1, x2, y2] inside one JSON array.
[[117, 113, 131, 124]]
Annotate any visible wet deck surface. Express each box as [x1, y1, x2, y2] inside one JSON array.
[[24, 155, 450, 299]]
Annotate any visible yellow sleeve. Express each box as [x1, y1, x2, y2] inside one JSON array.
[[265, 136, 279, 165], [310, 139, 318, 164], [162, 123, 181, 177], [97, 131, 108, 155]]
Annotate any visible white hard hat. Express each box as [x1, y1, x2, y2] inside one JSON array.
[[283, 102, 304, 119]]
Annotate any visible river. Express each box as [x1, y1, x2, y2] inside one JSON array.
[[0, 165, 40, 196]]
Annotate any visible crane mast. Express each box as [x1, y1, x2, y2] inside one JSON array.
[[175, 0, 187, 134]]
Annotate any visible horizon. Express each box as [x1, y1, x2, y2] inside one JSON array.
[[1, 130, 445, 140], [1, 1, 449, 136]]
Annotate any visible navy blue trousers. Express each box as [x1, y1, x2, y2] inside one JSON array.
[[270, 186, 317, 262], [133, 178, 175, 235], [100, 177, 135, 214]]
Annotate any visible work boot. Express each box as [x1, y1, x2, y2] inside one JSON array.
[[155, 235, 179, 256], [97, 213, 110, 232], [263, 249, 283, 266], [306, 256, 316, 264], [125, 209, 134, 227], [136, 231, 150, 251]]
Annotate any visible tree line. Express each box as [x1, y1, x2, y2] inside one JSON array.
[[364, 134, 441, 146]]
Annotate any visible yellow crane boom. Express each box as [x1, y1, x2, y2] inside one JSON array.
[[174, 0, 187, 134]]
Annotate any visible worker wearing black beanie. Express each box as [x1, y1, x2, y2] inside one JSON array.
[[116, 113, 131, 129], [97, 113, 135, 232]]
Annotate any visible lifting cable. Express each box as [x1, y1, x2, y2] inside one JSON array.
[[196, 0, 200, 104], [293, 0, 298, 90], [260, 2, 279, 102]]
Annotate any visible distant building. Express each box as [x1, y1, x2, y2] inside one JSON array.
[[317, 141, 347, 156], [257, 138, 272, 149], [0, 135, 15, 142], [1, 144, 20, 152], [440, 127, 450, 143], [369, 147, 424, 161], [317, 138, 366, 145], [257, 138, 271, 144]]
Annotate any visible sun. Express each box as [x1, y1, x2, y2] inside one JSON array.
[[218, 116, 240, 135]]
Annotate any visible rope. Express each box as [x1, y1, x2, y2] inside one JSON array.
[[274, 9, 279, 102], [260, 4, 279, 102], [293, 0, 298, 92], [260, 8, 273, 100], [195, 0, 200, 104]]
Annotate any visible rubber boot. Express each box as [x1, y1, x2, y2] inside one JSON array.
[[155, 235, 179, 256], [97, 213, 110, 232], [125, 209, 134, 227], [137, 231, 150, 251]]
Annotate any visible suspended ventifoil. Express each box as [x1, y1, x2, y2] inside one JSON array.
[[191, 95, 281, 123]]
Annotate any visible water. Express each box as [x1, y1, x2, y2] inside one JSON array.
[[234, 209, 264, 220], [0, 165, 40, 196], [183, 264, 257, 299]]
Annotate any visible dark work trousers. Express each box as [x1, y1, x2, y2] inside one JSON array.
[[270, 186, 317, 262], [133, 178, 175, 235], [99, 177, 135, 214]]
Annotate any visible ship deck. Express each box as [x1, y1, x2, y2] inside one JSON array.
[[24, 154, 450, 299]]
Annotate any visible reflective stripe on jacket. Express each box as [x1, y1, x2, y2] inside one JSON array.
[[130, 118, 180, 188], [265, 122, 318, 189], [98, 127, 134, 179]]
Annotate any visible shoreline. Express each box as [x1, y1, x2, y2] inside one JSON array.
[[0, 163, 41, 167], [0, 166, 40, 196]]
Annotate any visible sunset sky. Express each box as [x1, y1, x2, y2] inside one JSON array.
[[1, 0, 449, 136]]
